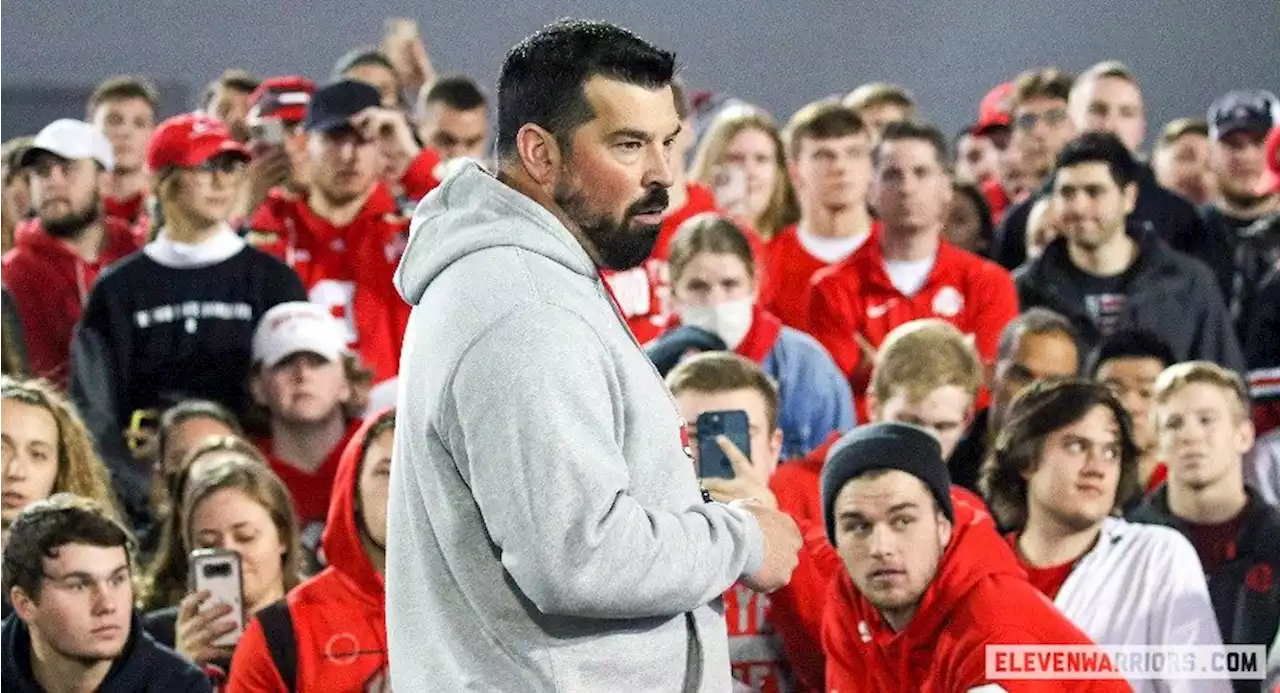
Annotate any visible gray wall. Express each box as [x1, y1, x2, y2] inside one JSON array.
[[3, 0, 1278, 148]]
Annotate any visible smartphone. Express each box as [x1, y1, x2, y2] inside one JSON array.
[[251, 118, 286, 147], [189, 549, 245, 648], [696, 410, 751, 480]]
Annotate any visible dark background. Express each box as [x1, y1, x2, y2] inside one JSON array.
[[3, 0, 1278, 148]]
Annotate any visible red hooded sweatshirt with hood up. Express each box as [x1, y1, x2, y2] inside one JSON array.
[[822, 494, 1132, 693], [227, 413, 392, 692]]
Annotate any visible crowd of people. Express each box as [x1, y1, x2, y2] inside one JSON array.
[[1, 15, 1278, 693]]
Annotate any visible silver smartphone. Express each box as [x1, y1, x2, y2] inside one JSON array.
[[188, 548, 245, 647]]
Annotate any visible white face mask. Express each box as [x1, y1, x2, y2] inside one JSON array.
[[678, 297, 754, 350]]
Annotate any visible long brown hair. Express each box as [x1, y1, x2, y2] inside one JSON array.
[[1, 376, 121, 522], [980, 378, 1141, 532], [690, 105, 798, 240], [138, 436, 283, 610]]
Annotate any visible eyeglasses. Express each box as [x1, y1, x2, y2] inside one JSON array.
[[1015, 108, 1069, 131], [193, 156, 247, 175]]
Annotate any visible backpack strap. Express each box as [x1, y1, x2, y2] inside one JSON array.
[[256, 600, 297, 693]]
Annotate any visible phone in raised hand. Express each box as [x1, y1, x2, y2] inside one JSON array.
[[188, 549, 245, 647], [696, 410, 751, 480]]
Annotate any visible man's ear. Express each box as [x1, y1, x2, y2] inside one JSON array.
[[937, 513, 954, 549], [515, 124, 563, 188], [10, 586, 36, 622], [1122, 180, 1139, 214]]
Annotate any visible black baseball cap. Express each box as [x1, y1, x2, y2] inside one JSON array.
[[303, 79, 382, 133], [1208, 89, 1279, 141]]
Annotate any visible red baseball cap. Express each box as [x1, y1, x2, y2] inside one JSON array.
[[1261, 127, 1280, 195], [146, 114, 250, 173], [973, 82, 1014, 134], [248, 76, 316, 124]]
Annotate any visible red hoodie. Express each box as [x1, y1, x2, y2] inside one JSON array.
[[1, 218, 142, 387], [822, 495, 1129, 693], [767, 438, 994, 693], [228, 414, 392, 693]]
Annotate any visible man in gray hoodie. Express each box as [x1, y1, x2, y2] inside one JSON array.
[[386, 19, 802, 692]]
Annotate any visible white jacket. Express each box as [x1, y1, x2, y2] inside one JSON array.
[[1054, 517, 1231, 693]]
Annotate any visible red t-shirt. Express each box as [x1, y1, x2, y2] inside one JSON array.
[[758, 223, 874, 331], [807, 236, 1019, 416], [601, 184, 721, 344], [1005, 533, 1078, 600], [104, 192, 146, 226], [255, 420, 362, 526]]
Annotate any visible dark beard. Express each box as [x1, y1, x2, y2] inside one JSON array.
[[1221, 189, 1276, 213], [554, 179, 668, 271], [40, 192, 101, 240]]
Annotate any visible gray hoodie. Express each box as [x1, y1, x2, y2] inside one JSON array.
[[386, 162, 766, 692]]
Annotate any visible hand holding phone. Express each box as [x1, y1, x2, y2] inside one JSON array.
[[185, 549, 245, 651], [696, 410, 751, 479]]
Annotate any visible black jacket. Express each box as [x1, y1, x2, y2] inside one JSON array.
[[947, 407, 990, 496], [993, 162, 1205, 270], [1188, 208, 1280, 343], [1246, 268, 1280, 380], [1015, 223, 1245, 373], [1128, 486, 1280, 693], [2, 611, 210, 692]]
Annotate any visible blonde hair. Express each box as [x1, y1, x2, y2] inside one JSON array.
[[843, 82, 916, 114], [690, 105, 798, 239], [1, 377, 121, 523], [871, 320, 984, 405], [1154, 361, 1250, 423]]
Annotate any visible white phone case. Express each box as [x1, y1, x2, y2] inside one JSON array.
[[189, 549, 245, 648]]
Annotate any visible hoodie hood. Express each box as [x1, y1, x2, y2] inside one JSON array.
[[321, 410, 395, 602], [827, 491, 1020, 650], [395, 161, 598, 306]]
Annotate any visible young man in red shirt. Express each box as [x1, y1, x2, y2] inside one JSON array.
[[247, 80, 425, 382], [759, 101, 874, 330], [807, 119, 1018, 414], [821, 423, 1128, 693], [249, 302, 365, 545], [86, 77, 157, 227], [696, 319, 990, 692]]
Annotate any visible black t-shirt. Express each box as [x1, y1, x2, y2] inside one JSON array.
[[1064, 262, 1130, 339]]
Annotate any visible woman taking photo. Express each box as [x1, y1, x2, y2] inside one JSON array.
[[142, 437, 301, 678]]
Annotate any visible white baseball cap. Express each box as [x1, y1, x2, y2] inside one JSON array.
[[252, 302, 347, 369], [19, 119, 115, 171]]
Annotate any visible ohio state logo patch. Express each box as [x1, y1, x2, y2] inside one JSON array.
[[932, 286, 964, 317]]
